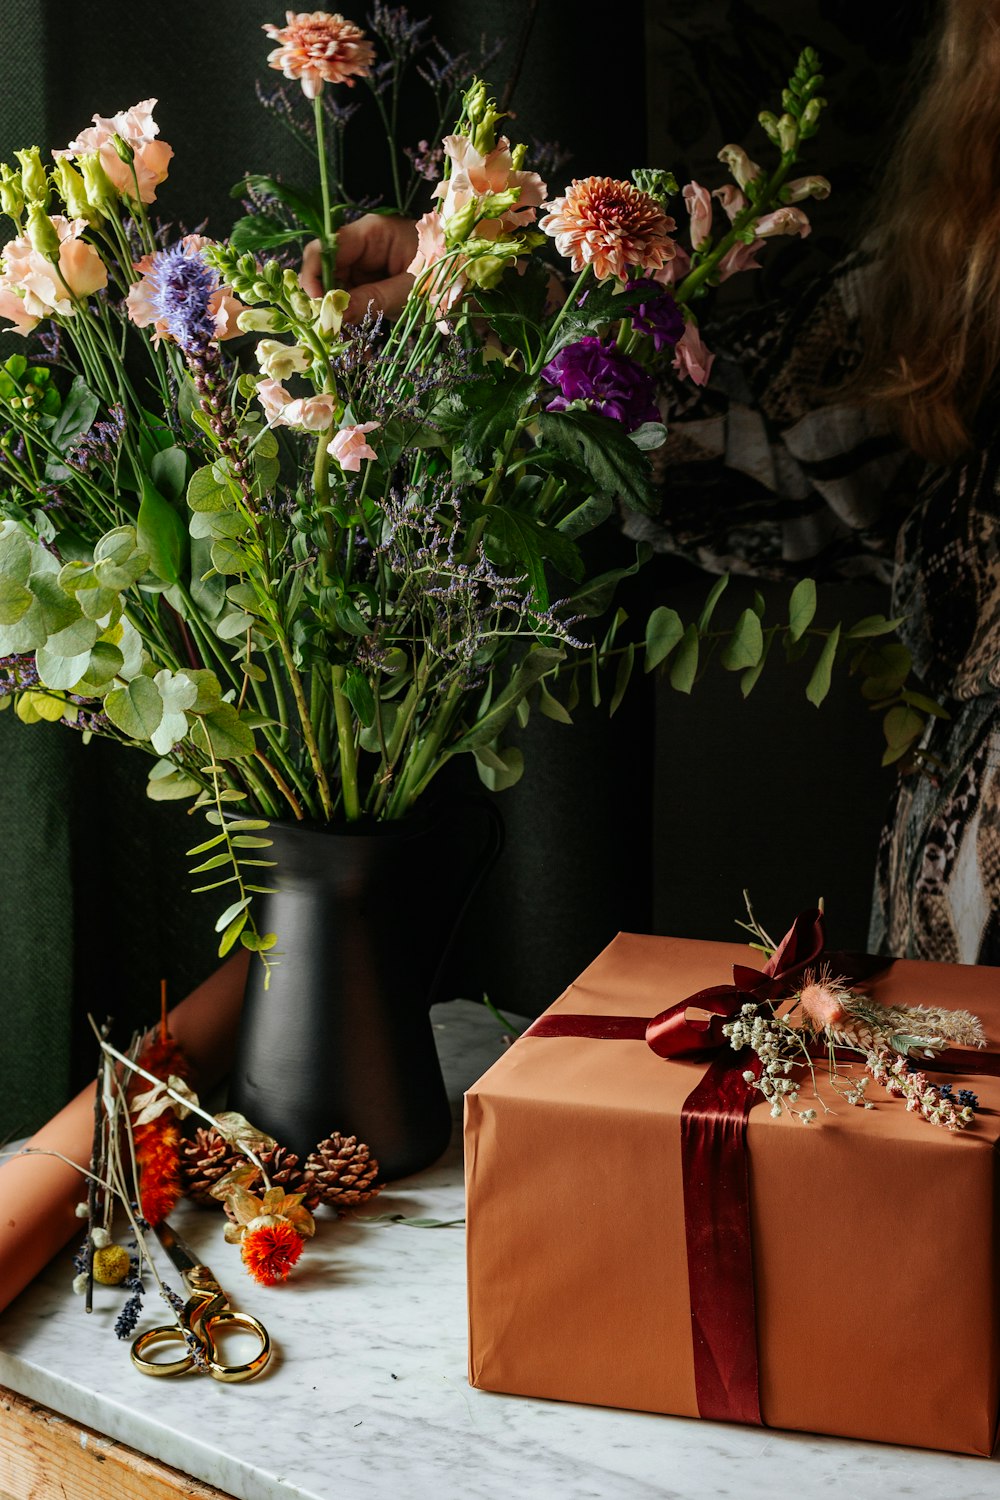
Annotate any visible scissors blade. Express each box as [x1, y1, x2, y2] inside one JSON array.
[[153, 1218, 217, 1286]]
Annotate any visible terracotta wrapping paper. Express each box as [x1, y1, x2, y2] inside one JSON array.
[[0, 954, 248, 1316], [464, 933, 1000, 1455]]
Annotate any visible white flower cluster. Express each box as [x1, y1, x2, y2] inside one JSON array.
[[723, 1002, 818, 1123]]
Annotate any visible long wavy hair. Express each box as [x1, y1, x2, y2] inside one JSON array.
[[857, 0, 1000, 462]]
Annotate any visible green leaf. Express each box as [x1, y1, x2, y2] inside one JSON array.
[[473, 743, 525, 791], [344, 666, 375, 727], [669, 624, 699, 694], [538, 682, 572, 724], [609, 641, 635, 716], [49, 376, 99, 453], [218, 908, 249, 955], [629, 421, 668, 452], [857, 642, 912, 701], [211, 537, 254, 576], [484, 507, 583, 606], [221, 818, 271, 831], [787, 577, 816, 642], [453, 645, 565, 752], [215, 895, 252, 933], [843, 613, 907, 640], [188, 466, 230, 513], [187, 832, 228, 855], [741, 629, 774, 697], [105, 674, 163, 741], [805, 623, 841, 707], [233, 175, 324, 232], [333, 598, 369, 637], [138, 476, 188, 586], [190, 702, 256, 760], [696, 574, 728, 633], [460, 371, 535, 468], [0, 573, 34, 626], [147, 765, 202, 801], [0, 526, 32, 585], [644, 605, 684, 671], [228, 214, 310, 253], [230, 835, 274, 848], [569, 543, 649, 618], [240, 929, 279, 952], [190, 852, 232, 873], [899, 689, 950, 720], [150, 446, 188, 503], [720, 608, 764, 670], [883, 703, 924, 750], [556, 492, 613, 540], [537, 409, 656, 515]]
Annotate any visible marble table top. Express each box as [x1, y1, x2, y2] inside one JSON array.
[[1, 999, 998, 1500]]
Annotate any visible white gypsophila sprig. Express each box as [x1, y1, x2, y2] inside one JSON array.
[[723, 1001, 820, 1123]]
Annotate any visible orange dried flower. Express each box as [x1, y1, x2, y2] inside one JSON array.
[[132, 1025, 191, 1226], [263, 11, 375, 98], [240, 1217, 305, 1285], [799, 979, 849, 1032], [539, 176, 677, 282]]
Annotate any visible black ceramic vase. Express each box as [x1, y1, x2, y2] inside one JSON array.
[[227, 799, 503, 1180]]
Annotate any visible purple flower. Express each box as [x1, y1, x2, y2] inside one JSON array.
[[144, 242, 220, 354], [541, 337, 659, 431], [625, 278, 685, 351]]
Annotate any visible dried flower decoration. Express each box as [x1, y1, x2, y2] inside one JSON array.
[[212, 1171, 316, 1286]]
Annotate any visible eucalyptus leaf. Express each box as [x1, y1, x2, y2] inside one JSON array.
[[787, 577, 816, 642], [473, 743, 524, 791], [720, 608, 764, 671], [138, 475, 188, 586], [190, 701, 256, 760], [805, 624, 841, 708], [105, 673, 163, 741], [669, 624, 699, 694], [644, 605, 684, 671], [696, 574, 728, 633]]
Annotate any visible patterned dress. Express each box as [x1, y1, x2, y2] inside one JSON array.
[[626, 253, 1000, 964]]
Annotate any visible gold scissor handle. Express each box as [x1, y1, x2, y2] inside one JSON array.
[[131, 1296, 271, 1382], [198, 1310, 272, 1382]]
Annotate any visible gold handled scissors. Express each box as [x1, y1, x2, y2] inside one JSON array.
[[131, 1218, 272, 1383]]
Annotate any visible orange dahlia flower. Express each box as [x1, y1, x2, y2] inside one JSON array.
[[539, 177, 677, 283], [263, 11, 375, 98]]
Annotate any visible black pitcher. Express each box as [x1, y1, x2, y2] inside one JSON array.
[[227, 798, 503, 1180]]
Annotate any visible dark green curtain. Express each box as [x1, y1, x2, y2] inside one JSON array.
[[0, 1, 931, 1136]]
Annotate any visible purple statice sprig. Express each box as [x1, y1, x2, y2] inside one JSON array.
[[541, 337, 660, 432], [66, 404, 127, 474], [0, 653, 40, 696]]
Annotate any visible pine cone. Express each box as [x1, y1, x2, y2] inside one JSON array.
[[303, 1134, 382, 1211], [180, 1130, 320, 1211], [180, 1127, 237, 1204]]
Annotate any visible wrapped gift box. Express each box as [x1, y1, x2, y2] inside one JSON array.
[[464, 932, 1000, 1455]]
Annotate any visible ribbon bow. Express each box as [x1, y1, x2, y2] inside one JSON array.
[[644, 907, 826, 1059]]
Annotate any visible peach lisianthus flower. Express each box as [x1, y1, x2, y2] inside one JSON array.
[[56, 99, 172, 205], [0, 216, 107, 331], [263, 10, 375, 98], [539, 176, 677, 283], [436, 133, 546, 236], [328, 421, 379, 471], [672, 320, 714, 387], [126, 234, 242, 345]]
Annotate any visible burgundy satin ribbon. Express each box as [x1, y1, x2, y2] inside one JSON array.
[[521, 910, 843, 1426]]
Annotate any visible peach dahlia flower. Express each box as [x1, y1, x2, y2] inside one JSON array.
[[539, 176, 677, 283], [263, 10, 375, 98]]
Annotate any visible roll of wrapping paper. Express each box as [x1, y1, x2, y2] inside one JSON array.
[[0, 953, 248, 1315]]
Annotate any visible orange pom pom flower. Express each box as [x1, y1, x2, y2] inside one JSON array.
[[240, 1217, 305, 1285]]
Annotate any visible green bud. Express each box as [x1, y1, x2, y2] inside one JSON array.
[[51, 158, 100, 224], [777, 113, 798, 154], [15, 147, 48, 206], [631, 167, 678, 206], [280, 266, 301, 298], [0, 164, 25, 225], [111, 133, 135, 165], [799, 97, 826, 139], [236, 306, 286, 334], [444, 198, 481, 244], [79, 153, 119, 215], [510, 142, 528, 172], [288, 287, 313, 321], [757, 111, 781, 147], [251, 280, 273, 302], [238, 252, 259, 279], [26, 203, 62, 263], [463, 246, 514, 290]]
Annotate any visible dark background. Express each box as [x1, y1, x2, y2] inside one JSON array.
[[0, 0, 935, 1134]]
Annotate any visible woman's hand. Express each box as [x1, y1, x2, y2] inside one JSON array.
[[300, 213, 419, 321]]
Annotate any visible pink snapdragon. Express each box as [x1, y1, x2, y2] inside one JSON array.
[[328, 421, 379, 471], [672, 320, 714, 387], [717, 241, 762, 282], [754, 207, 812, 239], [0, 216, 107, 332], [256, 378, 336, 431], [717, 144, 763, 192], [712, 184, 748, 221], [56, 99, 173, 205], [126, 235, 242, 344], [682, 181, 713, 250]]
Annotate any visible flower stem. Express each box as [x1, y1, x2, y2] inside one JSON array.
[[313, 94, 337, 293]]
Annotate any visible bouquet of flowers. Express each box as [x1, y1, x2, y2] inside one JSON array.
[[0, 9, 895, 967]]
